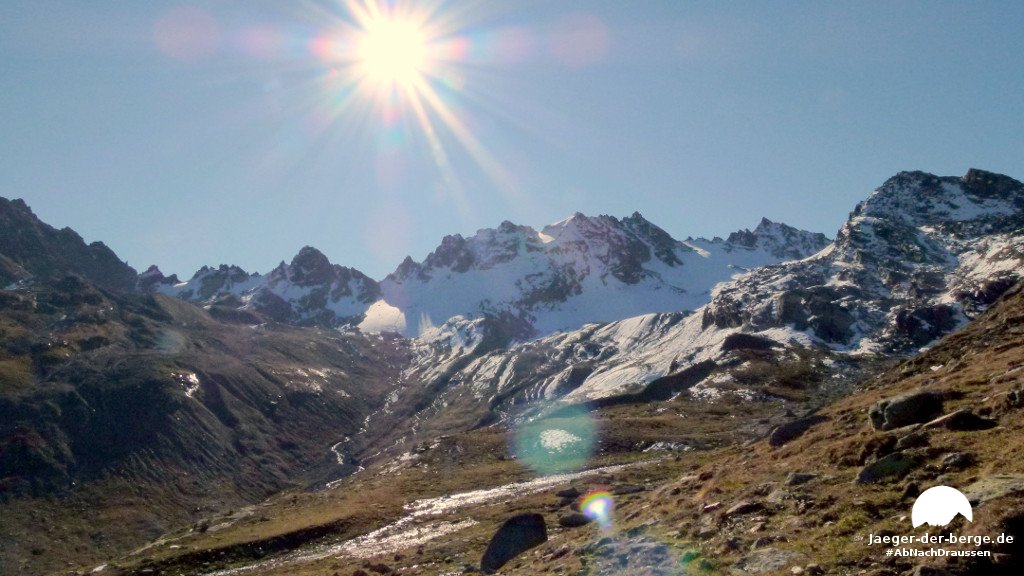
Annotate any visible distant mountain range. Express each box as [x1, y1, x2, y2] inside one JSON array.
[[359, 169, 1024, 437], [3, 169, 1021, 412], [139, 212, 830, 338]]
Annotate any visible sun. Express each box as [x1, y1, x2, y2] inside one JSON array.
[[313, 0, 520, 201], [356, 14, 430, 90]]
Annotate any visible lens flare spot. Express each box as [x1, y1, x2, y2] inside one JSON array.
[[513, 406, 597, 476], [539, 429, 582, 452], [549, 13, 609, 68], [581, 490, 615, 529], [153, 6, 220, 61], [235, 25, 282, 59], [309, 36, 343, 60]]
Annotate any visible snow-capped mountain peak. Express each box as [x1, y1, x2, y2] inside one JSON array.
[[855, 169, 1023, 228], [372, 212, 830, 337], [704, 168, 1024, 351], [143, 211, 831, 339], [538, 211, 689, 274], [726, 217, 832, 260], [150, 247, 380, 326], [390, 169, 1024, 423]]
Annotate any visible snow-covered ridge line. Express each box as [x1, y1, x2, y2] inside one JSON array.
[[141, 246, 381, 327], [142, 212, 831, 338], [371, 212, 829, 336], [141, 168, 1022, 370], [396, 169, 1024, 412]]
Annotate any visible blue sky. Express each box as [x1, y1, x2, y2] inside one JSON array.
[[2, 1, 1022, 279]]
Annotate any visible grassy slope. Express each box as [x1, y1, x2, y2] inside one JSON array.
[[503, 283, 1024, 576]]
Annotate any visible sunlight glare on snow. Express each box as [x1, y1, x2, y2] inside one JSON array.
[[358, 299, 407, 333]]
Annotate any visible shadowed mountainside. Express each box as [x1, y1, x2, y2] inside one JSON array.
[[0, 278, 409, 575], [0, 198, 137, 292]]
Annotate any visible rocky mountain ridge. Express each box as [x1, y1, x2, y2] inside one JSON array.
[[145, 246, 380, 327], [144, 211, 830, 339], [370, 169, 1024, 440], [374, 212, 830, 337], [0, 197, 137, 292], [703, 168, 1024, 351], [726, 216, 831, 260]]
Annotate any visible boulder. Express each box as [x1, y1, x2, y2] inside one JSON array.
[[555, 487, 580, 499], [785, 472, 818, 487], [612, 484, 645, 495], [963, 475, 1024, 505], [726, 501, 763, 517], [557, 513, 592, 528], [769, 415, 829, 447], [855, 451, 922, 484], [924, 409, 998, 431], [480, 513, 547, 573], [940, 452, 973, 470], [895, 430, 929, 450], [869, 392, 944, 431], [575, 534, 678, 574]]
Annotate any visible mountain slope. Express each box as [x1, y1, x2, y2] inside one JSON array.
[[0, 278, 408, 575], [370, 169, 1024, 441], [0, 197, 137, 291], [704, 168, 1024, 352], [106, 282, 1024, 576], [619, 280, 1024, 576], [509, 279, 1024, 576]]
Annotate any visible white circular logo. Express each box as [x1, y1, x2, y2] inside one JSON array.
[[911, 486, 973, 528]]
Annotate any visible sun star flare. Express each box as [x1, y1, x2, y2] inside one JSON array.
[[356, 15, 429, 90], [311, 1, 522, 204]]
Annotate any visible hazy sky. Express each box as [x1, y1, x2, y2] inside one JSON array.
[[2, 1, 1022, 279]]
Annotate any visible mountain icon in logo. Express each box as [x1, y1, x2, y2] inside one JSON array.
[[912, 486, 973, 528]]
